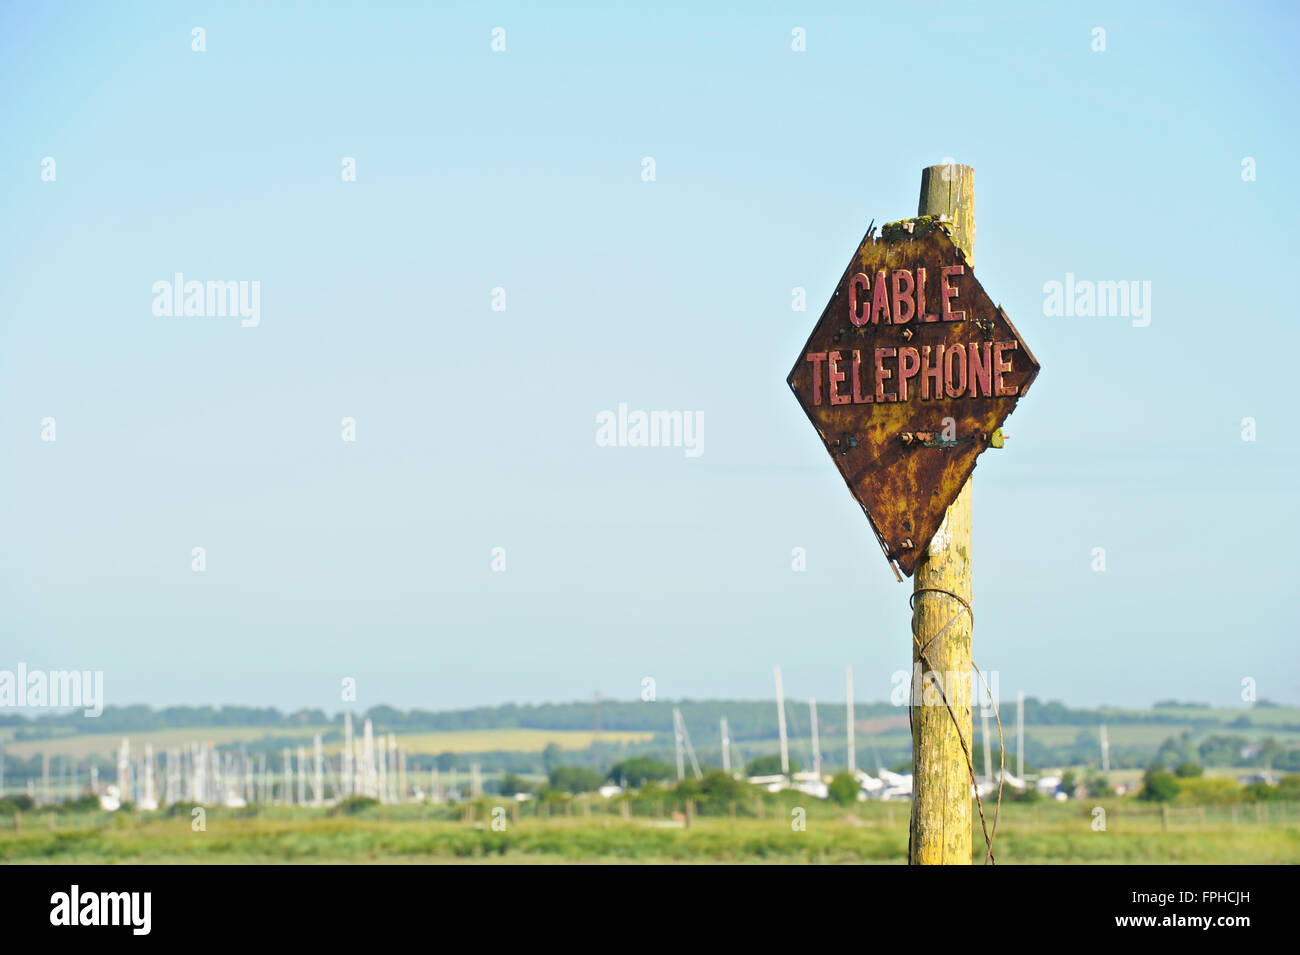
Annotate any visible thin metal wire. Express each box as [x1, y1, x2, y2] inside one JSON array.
[[908, 586, 1004, 865]]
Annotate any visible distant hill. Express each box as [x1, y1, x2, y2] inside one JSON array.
[[1, 698, 1298, 780], [3, 697, 1297, 748]]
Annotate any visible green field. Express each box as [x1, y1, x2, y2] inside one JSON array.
[[1098, 705, 1300, 728], [1022, 724, 1300, 747], [321, 729, 654, 756], [3, 800, 1297, 864], [0, 726, 334, 760], [1, 727, 652, 761]]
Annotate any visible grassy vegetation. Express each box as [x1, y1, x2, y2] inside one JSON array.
[[320, 729, 653, 756], [2, 800, 1296, 865], [1025, 725, 1211, 747], [805, 720, 1300, 753], [1, 727, 654, 761], [0, 726, 334, 760], [1103, 704, 1300, 728]]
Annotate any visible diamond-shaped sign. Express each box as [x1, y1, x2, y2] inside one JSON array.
[[788, 221, 1039, 577]]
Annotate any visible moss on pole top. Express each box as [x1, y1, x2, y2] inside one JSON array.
[[879, 214, 954, 243]]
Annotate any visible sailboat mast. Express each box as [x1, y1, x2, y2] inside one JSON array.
[[673, 708, 685, 782], [720, 717, 731, 773], [810, 699, 821, 778], [774, 666, 789, 777], [846, 665, 856, 774], [1017, 690, 1025, 779]]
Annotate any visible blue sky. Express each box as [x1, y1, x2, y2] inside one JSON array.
[[1, 1, 1297, 714]]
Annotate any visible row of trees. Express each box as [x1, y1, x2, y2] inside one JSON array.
[[12, 697, 1292, 741], [502, 755, 818, 799], [1156, 732, 1299, 772], [1139, 764, 1300, 804]]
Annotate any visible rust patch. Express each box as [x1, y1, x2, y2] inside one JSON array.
[[788, 226, 1039, 577]]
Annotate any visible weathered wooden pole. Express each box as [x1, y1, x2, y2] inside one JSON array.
[[909, 162, 976, 865]]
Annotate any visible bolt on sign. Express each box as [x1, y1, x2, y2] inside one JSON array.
[[787, 218, 1039, 577]]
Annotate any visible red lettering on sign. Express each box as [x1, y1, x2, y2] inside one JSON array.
[[941, 266, 966, 322], [944, 343, 967, 397], [994, 340, 1018, 396], [891, 269, 915, 325], [850, 349, 871, 403], [806, 352, 828, 405], [897, 346, 921, 401], [874, 347, 897, 403], [967, 341, 992, 397], [921, 344, 944, 400], [848, 273, 870, 327], [916, 267, 940, 322], [870, 270, 892, 325], [811, 342, 1018, 406], [828, 350, 849, 405]]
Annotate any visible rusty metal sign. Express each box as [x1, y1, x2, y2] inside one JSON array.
[[787, 220, 1039, 577]]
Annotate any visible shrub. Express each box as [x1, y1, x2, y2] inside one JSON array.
[[605, 758, 674, 788], [547, 766, 604, 794], [333, 796, 379, 815], [828, 772, 859, 807], [1139, 768, 1180, 802], [746, 755, 800, 776], [1172, 777, 1241, 806], [0, 795, 36, 813], [58, 793, 102, 813], [1085, 774, 1112, 798]]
